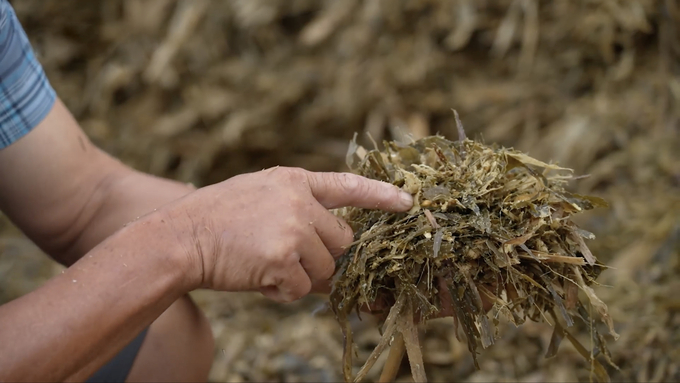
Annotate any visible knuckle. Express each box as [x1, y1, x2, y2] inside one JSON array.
[[264, 242, 296, 267], [321, 259, 336, 280], [260, 273, 284, 289], [334, 173, 365, 196], [271, 166, 306, 183], [287, 195, 308, 211], [285, 223, 308, 246], [278, 246, 301, 266]]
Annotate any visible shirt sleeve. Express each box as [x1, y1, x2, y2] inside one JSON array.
[[0, 0, 56, 149]]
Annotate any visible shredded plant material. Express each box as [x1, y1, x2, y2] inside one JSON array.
[[331, 121, 617, 382], [3, 1, 678, 382]]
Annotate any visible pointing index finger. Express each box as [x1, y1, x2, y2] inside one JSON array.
[[305, 171, 413, 212]]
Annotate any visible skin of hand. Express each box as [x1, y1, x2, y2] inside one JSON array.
[[0, 99, 215, 381], [0, 98, 414, 381], [155, 166, 414, 302]]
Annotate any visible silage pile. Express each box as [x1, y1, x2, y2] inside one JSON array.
[[9, 1, 680, 382], [13, 0, 669, 184], [332, 123, 617, 382]]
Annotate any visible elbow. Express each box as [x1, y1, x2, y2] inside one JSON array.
[[41, 162, 132, 266]]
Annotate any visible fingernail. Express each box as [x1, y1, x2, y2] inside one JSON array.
[[398, 191, 414, 210]]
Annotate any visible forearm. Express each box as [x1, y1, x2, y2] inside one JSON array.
[[0, 99, 195, 266], [0, 214, 191, 382], [57, 167, 195, 265]]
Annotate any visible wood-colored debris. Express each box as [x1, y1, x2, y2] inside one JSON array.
[[333, 128, 616, 382], [0, 0, 678, 382]]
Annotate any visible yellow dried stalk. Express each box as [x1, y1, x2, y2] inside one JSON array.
[[331, 127, 617, 382]]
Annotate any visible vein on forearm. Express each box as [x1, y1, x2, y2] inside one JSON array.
[[48, 163, 128, 265]]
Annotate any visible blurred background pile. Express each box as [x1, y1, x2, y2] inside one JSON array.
[[1, 0, 679, 381]]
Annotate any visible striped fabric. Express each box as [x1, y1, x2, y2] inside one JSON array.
[[0, 0, 55, 149]]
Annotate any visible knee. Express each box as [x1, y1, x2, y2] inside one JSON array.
[[181, 294, 214, 363], [127, 295, 214, 382], [178, 295, 214, 374]]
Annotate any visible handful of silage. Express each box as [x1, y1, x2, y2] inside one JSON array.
[[330, 127, 618, 382]]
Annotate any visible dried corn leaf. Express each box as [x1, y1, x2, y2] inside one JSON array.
[[330, 133, 614, 382]]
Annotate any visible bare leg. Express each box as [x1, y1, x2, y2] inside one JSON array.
[[64, 295, 213, 383], [126, 295, 214, 382]]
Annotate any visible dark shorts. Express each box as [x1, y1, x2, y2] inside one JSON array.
[[86, 328, 149, 383]]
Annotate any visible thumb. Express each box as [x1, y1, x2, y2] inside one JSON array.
[[305, 171, 413, 211]]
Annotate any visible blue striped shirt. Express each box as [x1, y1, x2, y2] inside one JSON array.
[[0, 0, 56, 149]]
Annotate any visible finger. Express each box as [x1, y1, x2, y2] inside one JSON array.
[[260, 262, 312, 303], [311, 279, 332, 295], [305, 171, 413, 212], [298, 229, 337, 281], [309, 204, 354, 258]]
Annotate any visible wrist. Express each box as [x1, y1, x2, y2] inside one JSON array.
[[108, 210, 201, 295]]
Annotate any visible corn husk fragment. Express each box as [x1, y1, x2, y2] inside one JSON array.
[[331, 132, 617, 382]]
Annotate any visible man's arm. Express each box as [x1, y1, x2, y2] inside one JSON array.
[[0, 2, 417, 381], [0, 100, 330, 298], [0, 100, 414, 381], [0, 2, 210, 380], [0, 99, 196, 265], [0, 205, 194, 382]]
